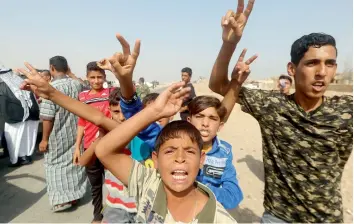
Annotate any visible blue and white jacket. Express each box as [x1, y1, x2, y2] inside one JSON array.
[[120, 93, 162, 160], [197, 137, 243, 209]]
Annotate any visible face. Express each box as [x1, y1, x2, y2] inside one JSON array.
[[187, 107, 223, 144], [181, 72, 191, 83], [87, 71, 105, 90], [109, 103, 125, 124], [288, 45, 337, 99], [278, 78, 291, 94], [152, 134, 205, 193]]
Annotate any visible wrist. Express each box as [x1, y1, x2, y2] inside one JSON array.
[[144, 106, 163, 122], [222, 41, 237, 49], [48, 89, 59, 101]]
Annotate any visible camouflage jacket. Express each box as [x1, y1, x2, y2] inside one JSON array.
[[239, 88, 353, 223], [136, 83, 150, 100]]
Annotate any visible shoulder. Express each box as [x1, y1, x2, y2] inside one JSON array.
[[327, 95, 353, 109], [215, 202, 237, 223], [79, 90, 89, 100], [217, 138, 232, 156]]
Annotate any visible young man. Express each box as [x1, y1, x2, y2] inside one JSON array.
[[39, 56, 88, 212], [209, 1, 353, 222], [277, 74, 292, 95], [180, 67, 196, 120], [135, 77, 150, 99], [187, 96, 243, 209], [74, 61, 112, 223]]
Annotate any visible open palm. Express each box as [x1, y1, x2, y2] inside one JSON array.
[[152, 82, 191, 118], [222, 0, 255, 44]]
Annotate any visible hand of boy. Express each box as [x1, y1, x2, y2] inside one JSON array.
[[18, 63, 57, 100], [97, 59, 114, 73], [221, 0, 255, 45], [230, 48, 258, 86], [151, 82, 191, 120]]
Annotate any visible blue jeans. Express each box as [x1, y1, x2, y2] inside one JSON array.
[[261, 212, 287, 223]]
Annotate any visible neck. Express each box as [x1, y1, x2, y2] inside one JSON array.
[[165, 184, 197, 202], [202, 141, 213, 152], [90, 88, 103, 94], [294, 91, 323, 112], [53, 72, 66, 77]]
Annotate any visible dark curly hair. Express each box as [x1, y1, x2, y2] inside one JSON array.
[[291, 33, 337, 65]]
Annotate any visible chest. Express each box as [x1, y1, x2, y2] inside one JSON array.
[[197, 156, 227, 184]]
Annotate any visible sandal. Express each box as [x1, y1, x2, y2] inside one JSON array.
[[52, 200, 78, 212]]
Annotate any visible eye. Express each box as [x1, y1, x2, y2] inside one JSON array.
[[165, 150, 173, 154], [306, 61, 315, 66], [187, 150, 196, 154]]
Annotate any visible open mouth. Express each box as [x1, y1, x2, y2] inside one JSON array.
[[312, 82, 325, 92], [171, 170, 188, 181], [200, 130, 209, 137]]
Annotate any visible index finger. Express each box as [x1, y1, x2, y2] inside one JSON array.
[[235, 0, 245, 18], [238, 48, 247, 62], [116, 33, 131, 56], [244, 0, 255, 18], [245, 54, 258, 65]]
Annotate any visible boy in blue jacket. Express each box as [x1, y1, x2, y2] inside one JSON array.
[[187, 95, 243, 209]]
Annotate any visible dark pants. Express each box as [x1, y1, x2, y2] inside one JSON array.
[[85, 158, 105, 221]]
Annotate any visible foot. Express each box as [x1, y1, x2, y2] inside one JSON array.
[[19, 156, 32, 165]]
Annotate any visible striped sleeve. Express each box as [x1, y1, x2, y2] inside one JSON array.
[[40, 99, 56, 120]]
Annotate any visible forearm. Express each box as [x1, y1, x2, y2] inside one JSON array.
[[209, 42, 237, 96], [49, 89, 117, 131], [221, 79, 242, 122], [95, 106, 159, 159], [41, 120, 53, 141], [79, 138, 100, 166], [75, 126, 85, 148], [119, 78, 135, 100]]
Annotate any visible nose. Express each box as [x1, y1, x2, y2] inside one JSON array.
[[202, 117, 209, 127], [119, 113, 125, 122], [174, 149, 186, 164], [316, 63, 327, 78]]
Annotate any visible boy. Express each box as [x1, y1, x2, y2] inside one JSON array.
[[78, 88, 152, 223], [19, 65, 235, 223], [74, 61, 112, 223], [142, 93, 173, 127], [187, 95, 243, 209]]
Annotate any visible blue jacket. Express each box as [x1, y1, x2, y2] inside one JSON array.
[[120, 94, 162, 158], [197, 137, 243, 209]]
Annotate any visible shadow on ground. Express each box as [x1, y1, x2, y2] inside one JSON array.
[[238, 155, 264, 182], [228, 207, 261, 223]]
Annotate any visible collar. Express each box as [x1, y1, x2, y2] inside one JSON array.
[[152, 181, 216, 223], [51, 74, 68, 82], [289, 93, 327, 116], [207, 136, 221, 155]]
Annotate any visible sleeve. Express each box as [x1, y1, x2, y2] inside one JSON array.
[[78, 117, 86, 127], [338, 95, 353, 168], [130, 136, 153, 161], [39, 99, 56, 121], [238, 87, 269, 119], [128, 160, 157, 204], [120, 94, 162, 149], [207, 152, 243, 209]]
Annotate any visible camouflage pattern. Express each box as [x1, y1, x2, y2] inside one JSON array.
[[239, 87, 353, 223], [128, 161, 236, 223], [136, 83, 150, 100]]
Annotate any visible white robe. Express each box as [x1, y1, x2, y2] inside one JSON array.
[[4, 120, 39, 164]]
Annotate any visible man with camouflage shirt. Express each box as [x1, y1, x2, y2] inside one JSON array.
[[136, 77, 150, 99], [209, 0, 353, 223]]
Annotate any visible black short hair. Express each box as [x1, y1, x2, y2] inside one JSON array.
[[108, 87, 121, 106], [86, 61, 105, 76], [142, 93, 159, 107], [291, 33, 337, 65], [154, 120, 203, 153], [279, 75, 293, 84], [49, 56, 68, 73], [181, 67, 192, 76], [139, 77, 145, 83], [188, 96, 226, 121]]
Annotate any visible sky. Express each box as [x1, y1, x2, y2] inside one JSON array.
[[1, 0, 353, 82]]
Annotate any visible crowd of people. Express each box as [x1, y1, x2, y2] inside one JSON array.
[[0, 0, 352, 223]]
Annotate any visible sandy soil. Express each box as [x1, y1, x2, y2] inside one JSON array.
[[192, 80, 353, 223]]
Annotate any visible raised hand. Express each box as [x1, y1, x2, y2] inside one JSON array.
[[222, 0, 255, 44], [231, 49, 258, 85], [152, 82, 191, 119], [18, 62, 56, 99], [108, 34, 140, 81]]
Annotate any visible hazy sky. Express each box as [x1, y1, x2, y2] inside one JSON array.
[[1, 0, 352, 82]]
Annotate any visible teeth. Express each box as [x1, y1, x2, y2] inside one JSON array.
[[173, 170, 186, 174], [172, 175, 187, 180]]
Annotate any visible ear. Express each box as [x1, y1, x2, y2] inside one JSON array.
[[187, 116, 191, 122], [50, 65, 54, 72], [152, 151, 158, 169], [199, 151, 206, 169], [287, 62, 296, 78], [217, 122, 225, 132]]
